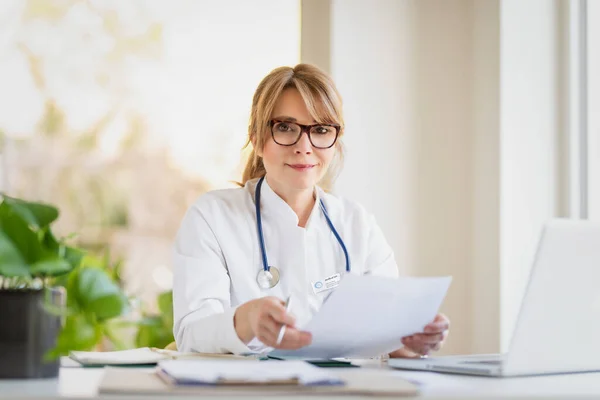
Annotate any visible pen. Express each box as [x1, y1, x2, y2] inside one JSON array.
[[276, 295, 292, 346]]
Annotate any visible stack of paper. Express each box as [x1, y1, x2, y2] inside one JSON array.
[[157, 359, 344, 386]]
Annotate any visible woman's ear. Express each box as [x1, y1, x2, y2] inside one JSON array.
[[251, 134, 263, 157]]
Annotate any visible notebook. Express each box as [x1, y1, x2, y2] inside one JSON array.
[[69, 347, 251, 367]]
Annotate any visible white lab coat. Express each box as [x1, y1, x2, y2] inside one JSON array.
[[172, 177, 398, 354]]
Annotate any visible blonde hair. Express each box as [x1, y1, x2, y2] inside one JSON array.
[[241, 64, 345, 192]]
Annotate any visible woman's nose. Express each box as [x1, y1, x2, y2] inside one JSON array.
[[294, 131, 313, 154]]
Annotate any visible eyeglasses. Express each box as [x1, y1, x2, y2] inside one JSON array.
[[270, 119, 340, 149]]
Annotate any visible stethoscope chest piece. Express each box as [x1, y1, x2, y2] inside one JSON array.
[[254, 176, 349, 290], [256, 266, 280, 289]]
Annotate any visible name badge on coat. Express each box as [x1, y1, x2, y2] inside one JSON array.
[[311, 273, 341, 294]]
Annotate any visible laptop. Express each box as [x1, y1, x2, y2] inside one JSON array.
[[388, 219, 600, 377]]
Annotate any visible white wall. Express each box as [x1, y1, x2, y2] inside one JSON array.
[[300, 0, 330, 73], [329, 0, 475, 355], [409, 0, 475, 356], [499, 0, 563, 351], [305, 0, 567, 355], [471, 0, 501, 354], [330, 0, 417, 275]]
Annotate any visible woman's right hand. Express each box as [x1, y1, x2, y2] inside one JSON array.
[[234, 297, 312, 349]]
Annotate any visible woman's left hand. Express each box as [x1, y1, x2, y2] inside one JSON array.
[[389, 313, 450, 358]]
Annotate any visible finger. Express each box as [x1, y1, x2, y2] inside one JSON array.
[[415, 344, 433, 356], [266, 302, 296, 326], [258, 315, 281, 338], [277, 328, 312, 350], [411, 332, 445, 344], [389, 347, 421, 359], [424, 315, 450, 333], [432, 341, 442, 351], [424, 323, 449, 334], [405, 343, 431, 356], [402, 337, 432, 356], [256, 329, 278, 347], [421, 345, 433, 356], [434, 313, 447, 322], [403, 334, 438, 346]]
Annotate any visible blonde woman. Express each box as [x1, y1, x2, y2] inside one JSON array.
[[172, 64, 449, 358]]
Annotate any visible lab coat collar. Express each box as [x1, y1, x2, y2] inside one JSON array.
[[252, 176, 323, 229]]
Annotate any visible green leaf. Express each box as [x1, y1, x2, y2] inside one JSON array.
[[157, 290, 173, 328], [73, 268, 127, 321], [135, 291, 175, 350], [137, 316, 163, 327], [157, 291, 172, 315], [64, 246, 85, 269], [101, 323, 128, 350], [135, 316, 174, 349], [30, 256, 72, 276], [44, 347, 63, 362], [0, 231, 30, 277], [41, 228, 59, 253], [1, 195, 59, 228], [47, 314, 103, 358], [89, 294, 127, 321], [0, 203, 42, 264]]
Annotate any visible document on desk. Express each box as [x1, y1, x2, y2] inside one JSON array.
[[69, 347, 251, 366], [157, 359, 344, 386], [270, 274, 451, 359]]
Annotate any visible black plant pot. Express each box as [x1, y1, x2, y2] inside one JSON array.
[[0, 288, 64, 379]]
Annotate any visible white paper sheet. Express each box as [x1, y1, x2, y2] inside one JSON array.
[[70, 348, 168, 365], [69, 347, 252, 366], [270, 274, 451, 359]]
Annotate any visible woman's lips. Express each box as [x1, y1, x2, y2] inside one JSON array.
[[287, 164, 316, 171]]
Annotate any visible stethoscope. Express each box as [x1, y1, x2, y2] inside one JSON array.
[[255, 176, 350, 289]]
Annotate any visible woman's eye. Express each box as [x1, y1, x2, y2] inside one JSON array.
[[277, 123, 291, 132], [313, 126, 330, 134]]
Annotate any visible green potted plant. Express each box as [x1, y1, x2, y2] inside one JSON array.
[[135, 290, 175, 350], [0, 194, 128, 379]]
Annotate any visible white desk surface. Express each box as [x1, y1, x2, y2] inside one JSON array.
[[2, 358, 600, 399]]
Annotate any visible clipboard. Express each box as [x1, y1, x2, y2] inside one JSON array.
[[98, 366, 420, 396]]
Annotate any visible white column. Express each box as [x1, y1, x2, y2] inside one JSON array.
[[588, 0, 600, 220], [499, 0, 563, 352], [300, 0, 331, 73], [471, 0, 501, 355], [330, 0, 475, 355]]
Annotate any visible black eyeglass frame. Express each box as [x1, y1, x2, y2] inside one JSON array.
[[269, 119, 341, 149]]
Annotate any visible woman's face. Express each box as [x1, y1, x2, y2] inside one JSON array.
[[258, 88, 337, 192]]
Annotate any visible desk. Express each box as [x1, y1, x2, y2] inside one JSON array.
[[2, 359, 600, 399]]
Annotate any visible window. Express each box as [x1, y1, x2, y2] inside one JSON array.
[[0, 0, 300, 308]]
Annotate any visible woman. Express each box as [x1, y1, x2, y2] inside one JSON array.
[[172, 64, 449, 357]]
